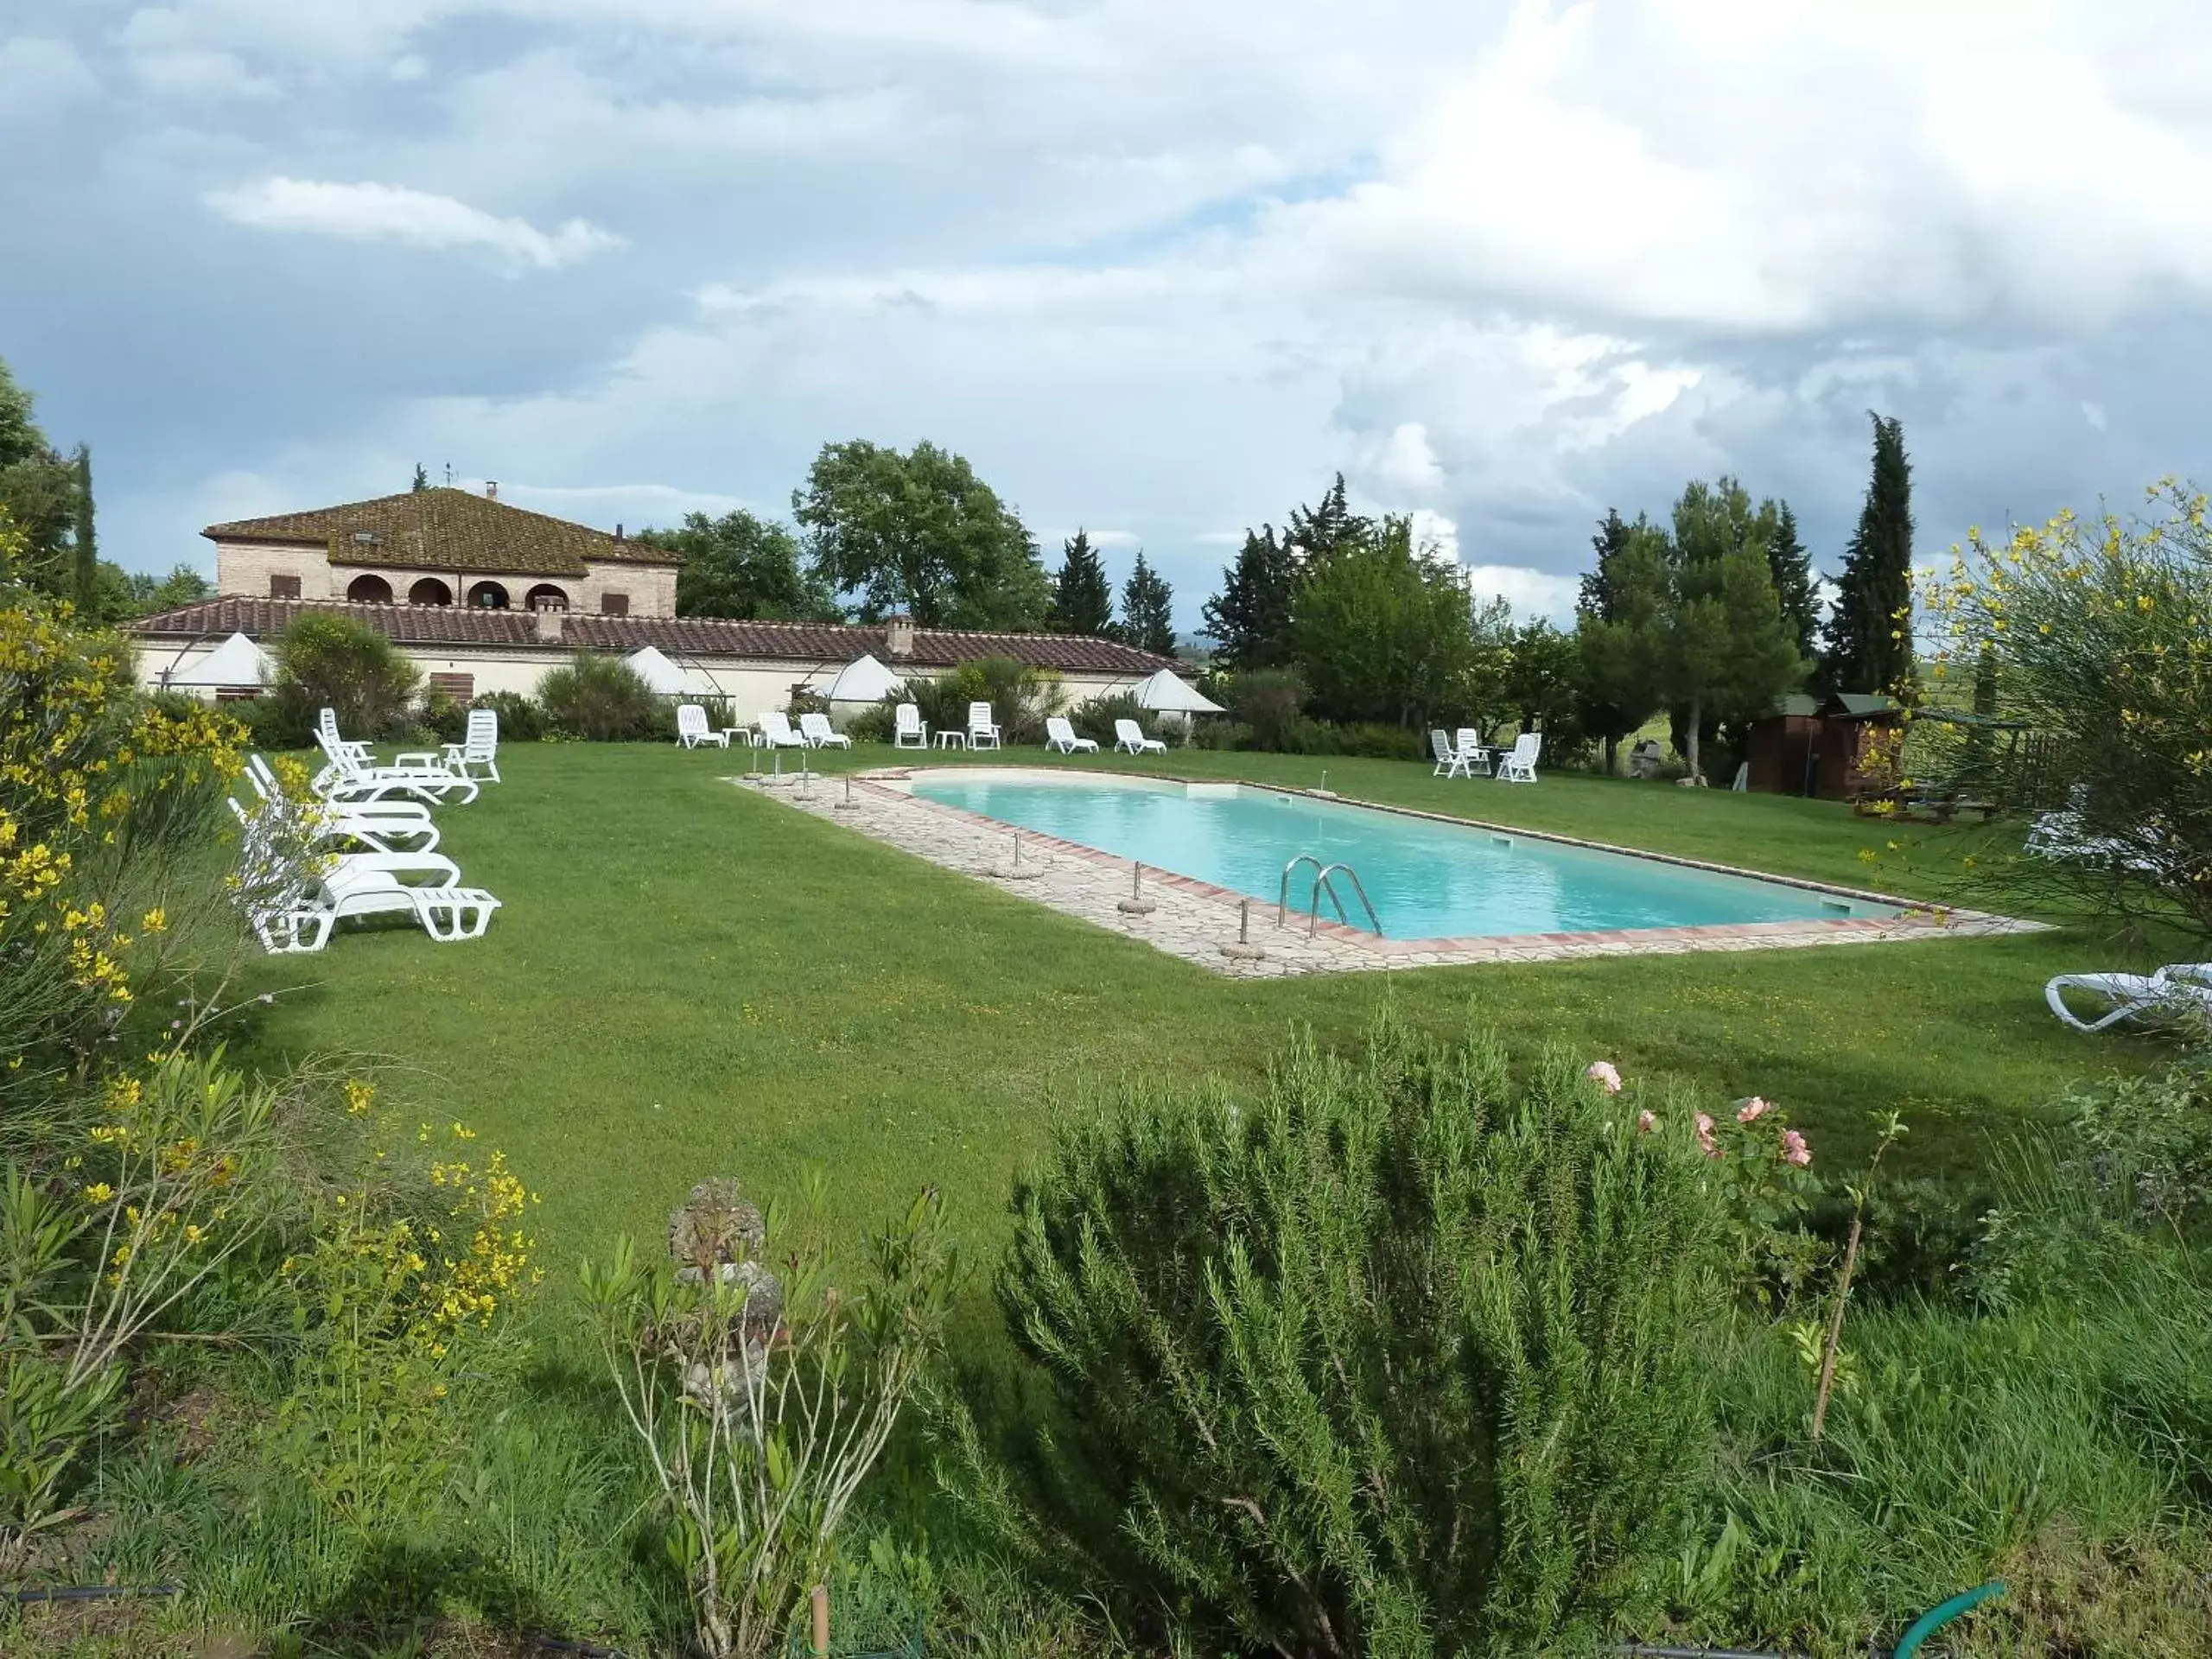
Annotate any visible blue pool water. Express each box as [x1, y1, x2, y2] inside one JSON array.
[[910, 773, 1897, 940]]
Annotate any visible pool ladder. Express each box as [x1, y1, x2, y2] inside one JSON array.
[[1278, 855, 1382, 938]]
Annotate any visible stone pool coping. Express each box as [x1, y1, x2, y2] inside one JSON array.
[[735, 763, 2044, 979]]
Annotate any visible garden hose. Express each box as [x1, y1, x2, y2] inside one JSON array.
[[1891, 1580, 2005, 1658]]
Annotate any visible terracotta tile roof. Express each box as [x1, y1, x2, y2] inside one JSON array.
[[128, 599, 1182, 674], [201, 487, 676, 575]]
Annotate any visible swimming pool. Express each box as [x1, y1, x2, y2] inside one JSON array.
[[907, 772, 1902, 941]]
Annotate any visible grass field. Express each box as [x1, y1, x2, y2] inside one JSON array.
[[227, 742, 2156, 1267]]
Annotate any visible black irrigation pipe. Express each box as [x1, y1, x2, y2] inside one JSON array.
[[6, 1585, 182, 1605]]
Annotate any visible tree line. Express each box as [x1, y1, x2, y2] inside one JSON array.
[[640, 440, 1178, 655]]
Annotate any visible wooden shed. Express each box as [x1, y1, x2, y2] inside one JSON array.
[[1744, 692, 1904, 800]]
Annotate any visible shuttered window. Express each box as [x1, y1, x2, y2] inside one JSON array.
[[269, 574, 302, 598], [600, 592, 629, 616], [429, 673, 474, 701]]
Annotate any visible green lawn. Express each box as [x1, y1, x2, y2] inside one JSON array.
[[228, 743, 2154, 1265]]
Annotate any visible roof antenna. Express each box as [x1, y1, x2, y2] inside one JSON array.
[[443, 462, 454, 486]]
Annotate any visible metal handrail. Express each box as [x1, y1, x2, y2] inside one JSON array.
[[1278, 854, 1325, 926], [1311, 862, 1382, 937]]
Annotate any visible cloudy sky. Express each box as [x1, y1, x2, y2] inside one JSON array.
[[5, 0, 2210, 626]]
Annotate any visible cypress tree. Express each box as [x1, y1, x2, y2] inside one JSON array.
[[1821, 414, 1915, 693], [1049, 529, 1116, 637], [1767, 500, 1820, 659], [411, 462, 429, 492], [1579, 508, 1632, 622], [72, 445, 96, 613], [1121, 551, 1177, 657]]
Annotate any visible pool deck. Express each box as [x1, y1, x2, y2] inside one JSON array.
[[737, 765, 2045, 979]]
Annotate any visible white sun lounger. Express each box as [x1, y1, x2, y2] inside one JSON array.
[[757, 711, 809, 749], [677, 704, 731, 748], [1113, 718, 1166, 755], [314, 732, 479, 805], [2046, 963, 2212, 1033], [798, 712, 853, 750], [244, 760, 439, 855], [1045, 716, 1098, 754]]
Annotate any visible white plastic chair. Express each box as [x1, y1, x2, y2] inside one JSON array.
[[677, 705, 730, 749], [1113, 718, 1166, 756], [1495, 733, 1542, 784], [2046, 963, 2212, 1033], [1455, 728, 1494, 777], [893, 703, 927, 749], [757, 712, 809, 749], [968, 702, 1002, 751], [1430, 729, 1469, 779], [1045, 716, 1098, 754], [798, 712, 853, 750], [442, 709, 501, 781]]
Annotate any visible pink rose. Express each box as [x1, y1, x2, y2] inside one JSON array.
[[1586, 1060, 1623, 1094], [1694, 1112, 1720, 1159], [1781, 1128, 1812, 1167], [1636, 1109, 1657, 1135], [1736, 1097, 1771, 1124]]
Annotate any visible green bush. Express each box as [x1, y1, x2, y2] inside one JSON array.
[[417, 686, 467, 745], [270, 613, 420, 741], [1069, 691, 1147, 749], [537, 653, 658, 741], [945, 1016, 1729, 1658], [903, 658, 1067, 747], [843, 699, 896, 744], [234, 690, 311, 751], [472, 690, 545, 741], [1221, 666, 1306, 748]]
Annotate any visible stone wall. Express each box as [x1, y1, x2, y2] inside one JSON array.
[[210, 539, 677, 617]]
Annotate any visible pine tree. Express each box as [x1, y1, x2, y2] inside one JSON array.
[[411, 462, 429, 493], [1767, 501, 1820, 659], [71, 446, 96, 612], [1286, 472, 1368, 563], [1049, 530, 1116, 637], [1121, 552, 1177, 658], [1821, 414, 1915, 694], [1579, 509, 1632, 622], [1200, 525, 1298, 669]]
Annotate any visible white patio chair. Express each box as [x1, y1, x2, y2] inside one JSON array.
[[314, 732, 479, 805], [2045, 963, 2212, 1033], [968, 702, 1002, 751], [1455, 728, 1494, 777], [1430, 729, 1470, 779], [441, 709, 500, 782], [798, 712, 853, 750], [1113, 718, 1166, 756], [247, 755, 439, 855], [1045, 716, 1099, 754], [1495, 733, 1542, 784], [893, 702, 928, 749], [757, 711, 809, 749], [677, 704, 730, 748]]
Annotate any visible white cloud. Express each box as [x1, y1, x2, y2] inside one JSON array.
[[1464, 564, 1580, 625], [1408, 508, 1459, 563], [2082, 401, 2109, 430], [202, 178, 623, 270], [0, 36, 99, 115]]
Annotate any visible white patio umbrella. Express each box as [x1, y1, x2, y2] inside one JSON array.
[[623, 645, 692, 695], [168, 632, 272, 689], [812, 652, 906, 705], [1131, 668, 1224, 715]]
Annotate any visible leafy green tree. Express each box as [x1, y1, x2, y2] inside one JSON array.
[[1049, 529, 1116, 636], [1821, 413, 1915, 694], [639, 509, 835, 620], [1767, 500, 1820, 659], [1573, 512, 1668, 772], [1503, 618, 1580, 733], [1119, 551, 1176, 657], [0, 359, 79, 594], [791, 440, 1048, 629], [1201, 524, 1299, 669], [1662, 480, 1803, 779], [1292, 516, 1475, 727]]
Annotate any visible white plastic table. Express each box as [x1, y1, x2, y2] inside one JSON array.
[[932, 731, 969, 750]]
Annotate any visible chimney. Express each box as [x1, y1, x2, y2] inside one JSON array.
[[886, 613, 915, 659], [614, 522, 625, 541], [485, 480, 499, 501], [534, 608, 563, 644]]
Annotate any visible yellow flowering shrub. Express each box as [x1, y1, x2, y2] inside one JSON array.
[[1914, 480, 2212, 935], [275, 1079, 542, 1526], [0, 588, 245, 1082]]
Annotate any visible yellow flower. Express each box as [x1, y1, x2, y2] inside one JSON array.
[[343, 1078, 376, 1117], [81, 1181, 114, 1205]]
